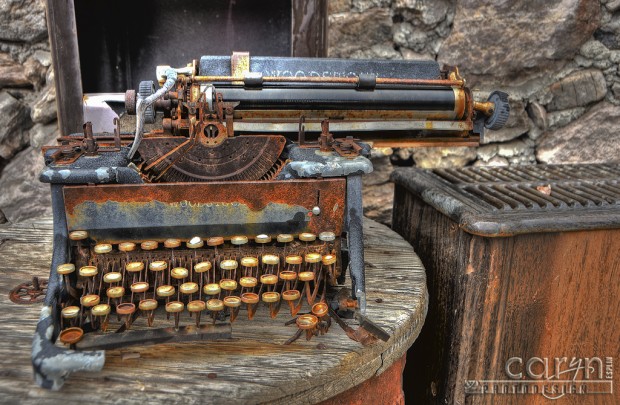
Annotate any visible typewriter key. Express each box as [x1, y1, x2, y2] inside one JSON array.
[[298, 271, 315, 282], [305, 253, 322, 264], [186, 236, 204, 249], [277, 234, 294, 243], [156, 285, 175, 297], [220, 279, 238, 291], [126, 262, 145, 272], [180, 282, 198, 295], [262, 254, 279, 266], [262, 292, 281, 318], [91, 303, 111, 332], [171, 267, 189, 279], [59, 327, 84, 345], [164, 238, 181, 249], [299, 233, 316, 242], [206, 298, 224, 311], [260, 274, 278, 285], [239, 276, 258, 288], [187, 300, 206, 327], [57, 263, 75, 275], [165, 301, 184, 329], [80, 294, 100, 307], [312, 302, 329, 318], [296, 314, 319, 340], [106, 286, 125, 298], [241, 292, 259, 319], [130, 281, 149, 294], [139, 299, 158, 327], [224, 296, 242, 322], [220, 259, 238, 270], [194, 261, 212, 273], [230, 235, 248, 245], [116, 303, 136, 329], [79, 265, 98, 277], [322, 254, 337, 265], [319, 231, 336, 242], [279, 271, 297, 281], [69, 230, 88, 241], [118, 242, 136, 252], [285, 255, 303, 265], [141, 240, 158, 250], [203, 283, 221, 295], [61, 305, 80, 328], [103, 272, 122, 284], [241, 257, 259, 268], [255, 234, 272, 244], [282, 290, 302, 316], [149, 261, 167, 271], [207, 236, 224, 246]]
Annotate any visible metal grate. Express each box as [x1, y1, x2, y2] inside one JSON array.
[[433, 164, 620, 211]]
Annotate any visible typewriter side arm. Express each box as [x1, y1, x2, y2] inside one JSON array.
[[346, 174, 366, 314], [32, 184, 105, 391]]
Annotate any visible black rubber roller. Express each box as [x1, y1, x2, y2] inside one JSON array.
[[138, 80, 156, 124], [485, 91, 510, 130]]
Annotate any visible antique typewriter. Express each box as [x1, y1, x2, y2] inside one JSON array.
[[32, 52, 509, 389]]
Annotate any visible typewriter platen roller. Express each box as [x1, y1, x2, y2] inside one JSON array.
[[33, 52, 509, 389]]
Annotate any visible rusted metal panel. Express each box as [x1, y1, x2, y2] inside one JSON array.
[[63, 179, 345, 242]]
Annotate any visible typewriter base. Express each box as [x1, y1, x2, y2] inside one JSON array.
[[2, 217, 427, 403]]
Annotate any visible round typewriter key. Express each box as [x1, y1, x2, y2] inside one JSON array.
[[241, 257, 259, 267], [106, 286, 125, 298], [91, 303, 111, 316], [207, 236, 224, 246], [187, 300, 206, 312], [171, 267, 189, 279], [312, 302, 329, 317], [220, 279, 238, 291], [79, 265, 98, 277], [166, 301, 184, 329], [203, 283, 221, 295], [319, 231, 336, 242], [118, 242, 136, 252], [186, 236, 204, 249], [156, 285, 175, 297], [180, 282, 198, 295], [164, 238, 181, 249], [282, 290, 301, 301], [139, 299, 158, 311], [69, 231, 88, 241], [126, 262, 145, 272], [322, 254, 337, 265], [103, 272, 122, 283], [305, 252, 322, 263], [239, 276, 258, 288], [296, 314, 318, 330], [207, 298, 224, 311], [130, 282, 149, 293], [298, 271, 315, 282], [141, 240, 158, 250], [59, 327, 84, 345], [224, 296, 242, 308], [299, 232, 316, 242], [279, 271, 297, 281], [194, 261, 212, 273], [255, 234, 272, 244], [116, 302, 136, 315], [262, 254, 279, 265], [61, 306, 80, 319], [231, 235, 248, 245], [57, 263, 75, 275], [220, 259, 238, 270], [80, 294, 100, 307], [260, 274, 278, 285], [285, 255, 303, 265], [149, 260, 167, 271], [262, 291, 280, 303], [241, 292, 259, 305], [277, 234, 294, 243]]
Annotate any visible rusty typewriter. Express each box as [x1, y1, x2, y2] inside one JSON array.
[[32, 52, 509, 389]]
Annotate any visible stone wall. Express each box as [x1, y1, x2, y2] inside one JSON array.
[[0, 0, 618, 225], [328, 0, 620, 224]]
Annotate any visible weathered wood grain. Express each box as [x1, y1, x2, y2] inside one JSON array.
[[0, 217, 427, 404]]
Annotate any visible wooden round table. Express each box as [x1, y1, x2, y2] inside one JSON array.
[[0, 217, 427, 404]]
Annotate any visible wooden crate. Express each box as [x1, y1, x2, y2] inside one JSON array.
[[392, 164, 619, 405]]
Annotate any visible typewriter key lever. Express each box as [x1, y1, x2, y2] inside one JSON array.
[[35, 51, 508, 389]]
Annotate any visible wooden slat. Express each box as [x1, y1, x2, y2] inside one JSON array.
[[0, 217, 427, 404]]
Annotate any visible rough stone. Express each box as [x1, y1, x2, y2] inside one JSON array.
[[0, 145, 52, 223], [437, 0, 601, 84], [477, 138, 536, 165], [546, 69, 607, 111], [29, 122, 58, 148], [482, 98, 530, 144], [526, 102, 548, 130], [547, 107, 587, 129], [580, 40, 611, 60], [328, 0, 351, 14], [412, 146, 477, 168], [30, 82, 57, 124], [352, 0, 391, 12], [474, 156, 509, 167], [606, 0, 620, 11], [328, 8, 393, 58], [394, 0, 450, 28], [612, 82, 620, 98], [399, 48, 434, 60], [0, 53, 29, 88], [0, 0, 48, 43], [0, 91, 30, 160], [537, 102, 620, 164]]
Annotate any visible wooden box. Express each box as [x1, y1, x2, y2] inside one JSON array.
[[392, 164, 619, 405]]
